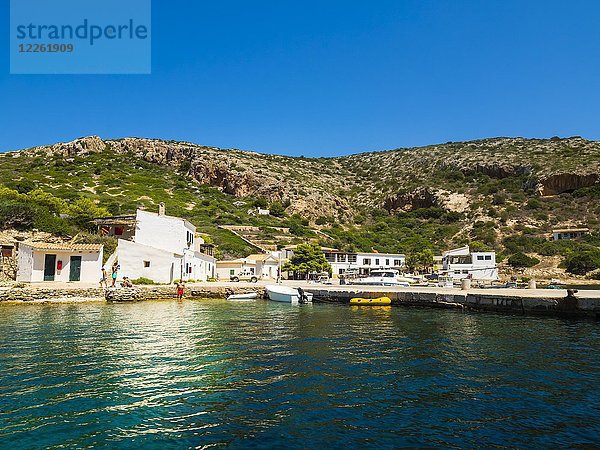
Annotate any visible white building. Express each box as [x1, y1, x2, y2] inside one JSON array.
[[323, 251, 406, 277], [552, 228, 589, 241], [442, 246, 498, 281], [96, 203, 216, 284], [281, 246, 405, 278], [17, 242, 103, 283], [216, 253, 280, 281]]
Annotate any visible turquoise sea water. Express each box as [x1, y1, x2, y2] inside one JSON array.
[[0, 300, 598, 449]]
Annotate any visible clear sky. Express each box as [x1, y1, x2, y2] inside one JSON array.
[[1, 0, 599, 156]]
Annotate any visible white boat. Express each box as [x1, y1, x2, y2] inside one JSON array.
[[351, 269, 410, 287], [266, 285, 313, 304], [227, 292, 258, 301]]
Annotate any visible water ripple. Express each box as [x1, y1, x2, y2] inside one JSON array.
[[0, 300, 598, 448]]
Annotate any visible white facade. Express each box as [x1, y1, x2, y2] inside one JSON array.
[[442, 246, 498, 281], [17, 243, 103, 283], [216, 253, 279, 280], [113, 205, 216, 283], [552, 228, 589, 241], [324, 251, 406, 278]]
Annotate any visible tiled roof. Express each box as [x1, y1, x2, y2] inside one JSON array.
[[22, 242, 103, 252], [247, 253, 278, 261]]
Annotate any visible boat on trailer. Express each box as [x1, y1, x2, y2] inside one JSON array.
[[266, 285, 313, 304]]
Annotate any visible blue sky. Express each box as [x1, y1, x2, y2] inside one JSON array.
[[1, 0, 599, 156]]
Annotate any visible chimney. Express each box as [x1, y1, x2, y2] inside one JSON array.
[[158, 202, 165, 216]]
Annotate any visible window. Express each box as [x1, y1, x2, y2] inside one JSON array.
[[143, 261, 150, 268], [250, 268, 255, 274], [462, 270, 469, 274], [325, 253, 336, 262], [477, 255, 484, 261], [337, 254, 347, 262], [394, 259, 402, 266], [363, 258, 371, 265], [375, 258, 380, 265], [485, 255, 492, 261], [230, 269, 235, 276], [348, 254, 357, 263], [385, 259, 390, 266], [115, 226, 124, 236], [339, 269, 345, 275], [454, 270, 461, 274]]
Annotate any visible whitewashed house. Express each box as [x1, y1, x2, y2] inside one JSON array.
[[17, 242, 103, 283], [95, 203, 216, 284], [442, 246, 498, 281], [552, 228, 589, 241], [282, 246, 405, 278], [324, 251, 406, 277], [216, 253, 280, 280]]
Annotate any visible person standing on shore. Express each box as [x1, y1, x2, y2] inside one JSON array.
[[111, 266, 118, 287], [176, 282, 185, 301], [100, 267, 108, 288]]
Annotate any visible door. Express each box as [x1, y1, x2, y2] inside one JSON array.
[[44, 254, 56, 281], [69, 256, 82, 282]]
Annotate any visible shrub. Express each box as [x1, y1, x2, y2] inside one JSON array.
[[269, 202, 285, 217], [508, 252, 540, 268], [0, 202, 36, 230], [131, 277, 156, 285], [564, 248, 600, 275]]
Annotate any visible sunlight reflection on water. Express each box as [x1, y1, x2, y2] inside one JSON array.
[[0, 300, 598, 449]]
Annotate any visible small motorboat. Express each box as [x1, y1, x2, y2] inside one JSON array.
[[227, 292, 258, 301], [266, 285, 313, 304]]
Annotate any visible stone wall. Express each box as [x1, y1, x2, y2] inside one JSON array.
[[0, 287, 104, 302]]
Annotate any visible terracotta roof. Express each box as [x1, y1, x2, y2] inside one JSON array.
[[217, 259, 256, 266], [22, 242, 103, 252], [246, 253, 278, 261]]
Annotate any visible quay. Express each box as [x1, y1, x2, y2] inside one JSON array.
[[1, 281, 600, 318]]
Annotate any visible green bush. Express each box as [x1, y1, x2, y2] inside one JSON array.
[[0, 202, 36, 230], [131, 277, 156, 285], [508, 252, 540, 268], [564, 248, 600, 275]]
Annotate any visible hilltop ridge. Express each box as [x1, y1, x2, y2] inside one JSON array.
[[2, 135, 600, 275]]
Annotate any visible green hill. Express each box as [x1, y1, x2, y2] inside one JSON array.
[[1, 135, 600, 273]]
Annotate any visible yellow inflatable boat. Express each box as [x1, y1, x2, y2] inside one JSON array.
[[349, 296, 392, 306]]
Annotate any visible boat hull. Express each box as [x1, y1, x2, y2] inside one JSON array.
[[266, 285, 313, 304], [227, 293, 258, 301]]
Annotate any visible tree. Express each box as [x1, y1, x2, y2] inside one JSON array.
[[67, 198, 109, 231], [406, 249, 434, 273], [508, 252, 540, 268], [0, 202, 36, 230], [283, 243, 331, 279], [269, 202, 285, 217], [564, 248, 600, 275]]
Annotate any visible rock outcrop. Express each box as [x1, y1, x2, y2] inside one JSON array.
[[18, 135, 600, 220]]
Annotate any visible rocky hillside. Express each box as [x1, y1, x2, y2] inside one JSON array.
[[2, 135, 600, 264]]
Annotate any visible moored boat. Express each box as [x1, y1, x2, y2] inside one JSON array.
[[266, 285, 313, 304], [350, 296, 392, 306], [351, 269, 410, 287], [227, 292, 258, 301]]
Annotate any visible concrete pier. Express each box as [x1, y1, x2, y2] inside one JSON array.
[[1, 281, 600, 318]]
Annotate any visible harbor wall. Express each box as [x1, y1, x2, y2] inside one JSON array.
[[1, 284, 599, 319]]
